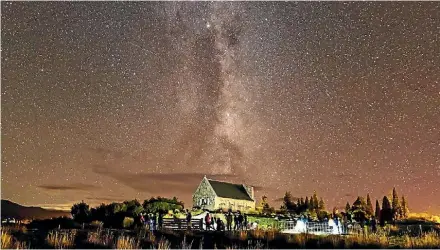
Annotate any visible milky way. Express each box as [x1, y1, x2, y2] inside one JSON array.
[[1, 1, 439, 213]]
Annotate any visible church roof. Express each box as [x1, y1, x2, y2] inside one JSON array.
[[207, 179, 253, 201]]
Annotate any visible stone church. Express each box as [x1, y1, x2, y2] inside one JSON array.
[[192, 176, 255, 212]]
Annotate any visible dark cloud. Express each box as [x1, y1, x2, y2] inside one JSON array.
[[38, 184, 98, 191], [92, 164, 262, 196]]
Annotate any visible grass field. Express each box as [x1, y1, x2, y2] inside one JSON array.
[[1, 223, 439, 249]]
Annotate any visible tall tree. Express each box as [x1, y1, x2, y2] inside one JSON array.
[[310, 197, 315, 211], [366, 194, 374, 217], [318, 198, 325, 211], [392, 187, 400, 219], [71, 201, 91, 224], [345, 202, 351, 213], [380, 196, 393, 226], [401, 196, 409, 219], [312, 191, 319, 210], [352, 196, 367, 223], [375, 200, 381, 219], [305, 196, 310, 211], [283, 192, 296, 212]]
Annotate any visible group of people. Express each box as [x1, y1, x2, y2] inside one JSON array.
[[139, 212, 164, 231], [139, 209, 253, 232], [204, 210, 249, 231]]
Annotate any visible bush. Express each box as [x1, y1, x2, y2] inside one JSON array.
[[122, 217, 134, 228]]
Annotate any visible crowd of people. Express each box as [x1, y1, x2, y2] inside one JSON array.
[[203, 210, 251, 231], [139, 209, 255, 232]]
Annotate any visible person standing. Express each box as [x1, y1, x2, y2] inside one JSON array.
[[226, 211, 233, 231], [243, 214, 248, 230], [186, 209, 192, 230], [158, 211, 164, 230], [234, 213, 239, 230], [238, 212, 244, 231], [205, 212, 212, 231]]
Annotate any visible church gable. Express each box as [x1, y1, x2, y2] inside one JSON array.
[[192, 176, 217, 209]]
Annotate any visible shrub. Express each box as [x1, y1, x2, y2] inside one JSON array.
[[122, 217, 134, 228]]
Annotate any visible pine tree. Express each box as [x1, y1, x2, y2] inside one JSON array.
[[381, 196, 393, 226], [310, 196, 315, 211], [401, 196, 409, 218], [318, 198, 325, 211], [345, 202, 351, 213], [312, 191, 319, 210], [375, 199, 381, 219], [392, 187, 400, 219], [305, 197, 310, 211], [366, 194, 374, 217]]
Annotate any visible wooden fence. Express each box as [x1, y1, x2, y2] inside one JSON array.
[[162, 218, 204, 231]]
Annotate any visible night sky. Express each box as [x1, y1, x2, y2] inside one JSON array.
[[1, 2, 439, 213]]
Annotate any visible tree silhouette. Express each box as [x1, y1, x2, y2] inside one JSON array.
[[352, 196, 367, 223], [345, 202, 351, 213], [283, 192, 296, 212], [318, 198, 325, 211], [71, 201, 91, 224], [366, 194, 374, 217], [305, 197, 310, 211], [312, 191, 319, 210], [380, 196, 393, 226], [375, 199, 381, 219], [401, 196, 409, 219], [392, 187, 400, 220]]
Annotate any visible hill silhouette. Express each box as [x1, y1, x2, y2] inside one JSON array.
[[1, 200, 71, 220]]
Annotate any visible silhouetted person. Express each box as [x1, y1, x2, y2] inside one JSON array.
[[238, 212, 244, 230], [216, 217, 223, 231], [186, 209, 192, 230], [158, 212, 164, 230], [205, 212, 212, 231], [152, 213, 157, 231], [226, 212, 233, 231], [234, 213, 239, 230], [244, 214, 248, 230]]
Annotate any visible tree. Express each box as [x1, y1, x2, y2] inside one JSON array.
[[401, 196, 409, 219], [366, 194, 374, 217], [352, 196, 367, 223], [309, 197, 315, 211], [318, 198, 325, 211], [380, 196, 393, 226], [304, 197, 310, 211], [71, 201, 91, 224], [375, 200, 381, 219], [312, 191, 319, 210], [283, 192, 296, 212], [345, 202, 351, 213], [143, 197, 184, 214], [392, 187, 400, 220]]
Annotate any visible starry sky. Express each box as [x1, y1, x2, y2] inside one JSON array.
[[1, 1, 439, 213]]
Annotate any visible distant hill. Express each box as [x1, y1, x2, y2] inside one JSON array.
[[1, 200, 71, 220]]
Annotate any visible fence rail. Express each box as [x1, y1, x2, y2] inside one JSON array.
[[162, 218, 204, 231]]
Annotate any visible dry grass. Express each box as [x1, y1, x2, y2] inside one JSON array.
[[403, 231, 440, 248], [249, 228, 265, 239], [180, 236, 194, 249], [344, 233, 390, 248], [1, 229, 29, 249], [87, 230, 114, 247], [155, 237, 171, 250], [1, 230, 14, 249], [46, 230, 76, 249], [115, 235, 140, 249]]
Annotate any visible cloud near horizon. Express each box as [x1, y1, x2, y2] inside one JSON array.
[[38, 184, 99, 191]]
